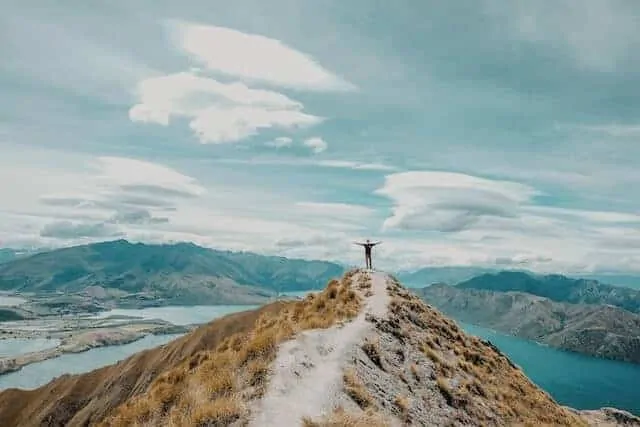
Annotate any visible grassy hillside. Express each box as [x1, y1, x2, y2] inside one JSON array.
[[0, 270, 362, 426], [0, 240, 345, 304]]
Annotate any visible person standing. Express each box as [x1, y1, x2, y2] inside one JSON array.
[[354, 239, 382, 270]]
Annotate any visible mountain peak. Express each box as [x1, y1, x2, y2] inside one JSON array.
[[1, 270, 634, 426]]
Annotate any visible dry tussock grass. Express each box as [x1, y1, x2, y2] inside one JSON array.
[[384, 276, 588, 427], [302, 406, 391, 427], [361, 336, 384, 370], [100, 269, 364, 427], [343, 368, 374, 410]]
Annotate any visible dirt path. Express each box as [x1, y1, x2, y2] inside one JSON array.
[[247, 271, 390, 427]]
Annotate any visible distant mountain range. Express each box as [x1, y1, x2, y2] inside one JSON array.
[[457, 271, 640, 314], [418, 283, 640, 364], [398, 267, 640, 290], [0, 240, 345, 305], [0, 248, 42, 265]]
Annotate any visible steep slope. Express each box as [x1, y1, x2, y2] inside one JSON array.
[[0, 271, 637, 426], [0, 240, 345, 304], [0, 301, 289, 426], [458, 271, 640, 314], [418, 283, 640, 363]]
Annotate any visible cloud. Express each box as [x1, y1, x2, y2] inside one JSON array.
[[108, 209, 169, 225], [375, 171, 538, 232], [566, 123, 640, 137], [303, 137, 328, 154], [295, 202, 374, 218], [32, 156, 209, 241], [484, 0, 638, 72], [317, 160, 396, 171], [129, 72, 323, 144], [169, 21, 355, 91], [40, 221, 122, 239], [212, 157, 396, 171], [265, 137, 293, 148], [189, 106, 321, 144], [92, 156, 205, 197]]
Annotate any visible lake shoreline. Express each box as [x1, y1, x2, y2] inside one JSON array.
[[0, 319, 191, 375]]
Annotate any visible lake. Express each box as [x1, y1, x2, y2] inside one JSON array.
[[461, 322, 640, 415], [0, 334, 182, 390]]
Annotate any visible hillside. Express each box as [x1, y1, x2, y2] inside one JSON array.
[[458, 271, 640, 314], [418, 284, 640, 364], [396, 266, 497, 287], [0, 240, 345, 305], [0, 270, 636, 426]]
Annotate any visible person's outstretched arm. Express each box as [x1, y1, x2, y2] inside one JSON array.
[[372, 241, 382, 246], [353, 241, 364, 246]]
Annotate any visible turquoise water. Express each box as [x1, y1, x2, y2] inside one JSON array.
[[461, 322, 640, 415], [0, 338, 60, 357], [95, 304, 259, 325], [0, 334, 182, 390]]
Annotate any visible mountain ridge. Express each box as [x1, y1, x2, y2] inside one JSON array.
[[0, 271, 636, 426], [457, 271, 640, 314]]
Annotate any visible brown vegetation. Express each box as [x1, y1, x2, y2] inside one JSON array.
[[0, 300, 290, 427], [343, 368, 374, 410], [100, 269, 363, 426], [302, 406, 391, 427]]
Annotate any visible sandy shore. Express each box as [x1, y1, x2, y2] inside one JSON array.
[[0, 319, 189, 375]]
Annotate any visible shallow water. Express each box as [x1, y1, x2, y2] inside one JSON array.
[[460, 322, 640, 415], [0, 338, 60, 357], [0, 334, 182, 390]]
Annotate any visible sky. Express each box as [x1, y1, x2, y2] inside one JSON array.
[[1, 0, 640, 273]]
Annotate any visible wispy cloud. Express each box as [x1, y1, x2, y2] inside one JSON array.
[[211, 157, 396, 171], [317, 160, 396, 171], [303, 137, 328, 154], [484, 0, 639, 72], [265, 137, 293, 148]]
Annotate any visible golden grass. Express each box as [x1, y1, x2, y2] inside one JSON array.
[[343, 369, 373, 410], [100, 269, 364, 427], [302, 406, 391, 427], [361, 337, 384, 370], [394, 394, 410, 421]]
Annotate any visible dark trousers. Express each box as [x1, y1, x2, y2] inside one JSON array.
[[365, 252, 372, 269]]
